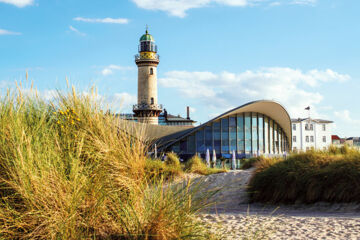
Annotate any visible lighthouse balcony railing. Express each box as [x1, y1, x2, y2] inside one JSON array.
[[135, 54, 160, 61], [133, 103, 163, 111]]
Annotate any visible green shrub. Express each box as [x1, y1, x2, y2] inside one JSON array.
[[249, 149, 360, 204], [185, 155, 227, 175]]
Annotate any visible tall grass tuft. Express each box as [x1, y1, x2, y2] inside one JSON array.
[[0, 86, 216, 239], [185, 156, 227, 175], [249, 148, 360, 204]]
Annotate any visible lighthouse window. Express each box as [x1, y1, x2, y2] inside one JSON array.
[[151, 97, 154, 104], [150, 68, 153, 75]]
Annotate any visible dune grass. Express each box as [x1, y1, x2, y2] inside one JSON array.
[[249, 146, 360, 204], [0, 86, 218, 240], [184, 156, 227, 176]]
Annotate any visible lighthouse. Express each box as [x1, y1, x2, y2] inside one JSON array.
[[133, 28, 162, 125]]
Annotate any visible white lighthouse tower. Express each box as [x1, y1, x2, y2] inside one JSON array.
[[133, 29, 162, 125]]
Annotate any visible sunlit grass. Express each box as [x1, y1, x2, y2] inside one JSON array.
[[249, 146, 360, 203], [0, 85, 218, 239]]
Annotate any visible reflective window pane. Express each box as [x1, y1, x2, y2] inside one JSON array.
[[187, 134, 196, 153], [244, 113, 252, 153], [252, 113, 258, 154], [229, 117, 237, 152], [264, 116, 269, 154], [213, 121, 221, 153], [205, 125, 213, 151], [258, 114, 264, 154], [237, 114, 244, 153], [196, 129, 205, 153], [221, 118, 229, 153]]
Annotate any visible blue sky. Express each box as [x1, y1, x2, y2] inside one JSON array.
[[0, 0, 359, 137]]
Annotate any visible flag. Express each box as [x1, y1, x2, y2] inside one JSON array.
[[305, 106, 310, 110]]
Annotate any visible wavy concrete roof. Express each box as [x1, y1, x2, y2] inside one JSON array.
[[156, 100, 292, 151]]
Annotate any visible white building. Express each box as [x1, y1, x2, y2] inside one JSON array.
[[291, 118, 333, 152]]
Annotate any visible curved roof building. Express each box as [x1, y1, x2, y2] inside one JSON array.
[[154, 100, 292, 159]]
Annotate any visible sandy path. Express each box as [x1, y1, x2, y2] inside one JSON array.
[[198, 213, 360, 240], [187, 170, 360, 239]]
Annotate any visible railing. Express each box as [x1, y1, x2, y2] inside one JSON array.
[[135, 54, 160, 61], [133, 103, 163, 111]]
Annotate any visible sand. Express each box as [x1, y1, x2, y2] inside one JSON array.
[[182, 169, 360, 239]]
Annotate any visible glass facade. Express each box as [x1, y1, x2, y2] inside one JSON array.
[[221, 118, 229, 153], [213, 121, 221, 153], [252, 113, 258, 154], [237, 114, 245, 153], [196, 129, 205, 153], [258, 114, 264, 154], [205, 125, 213, 151], [170, 112, 289, 157], [229, 117, 237, 152], [244, 113, 252, 153], [264, 117, 269, 154]]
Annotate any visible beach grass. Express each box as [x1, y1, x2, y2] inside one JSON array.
[[249, 146, 360, 203], [0, 85, 218, 240], [184, 155, 227, 176]]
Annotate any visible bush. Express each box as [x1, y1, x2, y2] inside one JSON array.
[[249, 149, 360, 204], [185, 156, 227, 175], [0, 85, 216, 240], [240, 157, 261, 169], [165, 152, 181, 168], [145, 158, 183, 181]]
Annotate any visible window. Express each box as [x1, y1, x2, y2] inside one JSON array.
[[252, 113, 258, 153], [310, 136, 314, 142], [305, 124, 309, 130], [213, 121, 221, 153], [322, 124, 326, 131], [150, 68, 154, 75], [245, 113, 252, 153], [150, 97, 154, 105], [306, 136, 309, 142], [310, 124, 314, 130], [293, 136, 296, 143], [205, 125, 213, 151], [221, 118, 229, 153], [323, 136, 326, 143], [292, 124, 296, 131], [229, 117, 237, 152], [237, 114, 245, 153], [196, 129, 205, 153], [258, 115, 264, 153]]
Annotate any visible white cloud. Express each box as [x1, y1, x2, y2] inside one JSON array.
[[0, 0, 33, 7], [109, 92, 137, 112], [334, 110, 360, 125], [74, 17, 129, 24], [132, 0, 317, 17], [0, 29, 21, 35], [159, 67, 349, 119], [69, 26, 86, 36], [291, 0, 317, 5], [101, 65, 134, 76]]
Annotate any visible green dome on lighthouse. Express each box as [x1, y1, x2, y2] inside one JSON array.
[[140, 29, 155, 42]]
